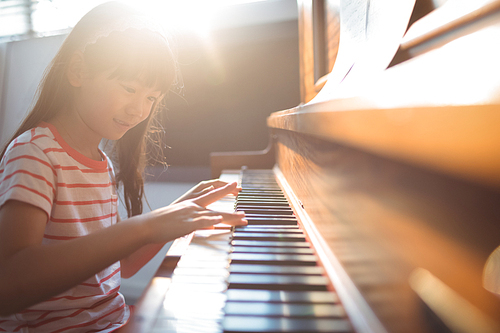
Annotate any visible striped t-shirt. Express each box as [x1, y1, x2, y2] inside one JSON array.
[[0, 123, 129, 332]]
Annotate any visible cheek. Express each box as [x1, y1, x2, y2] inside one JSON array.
[[141, 104, 154, 121], [79, 88, 115, 114]]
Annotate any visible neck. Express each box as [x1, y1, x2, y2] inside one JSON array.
[[49, 111, 103, 161]]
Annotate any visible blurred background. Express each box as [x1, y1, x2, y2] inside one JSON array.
[[0, 0, 300, 303], [0, 0, 300, 176]]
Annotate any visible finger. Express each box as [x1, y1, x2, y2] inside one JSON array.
[[204, 179, 230, 189], [222, 216, 248, 226], [205, 210, 247, 226], [201, 180, 241, 196], [228, 185, 242, 196], [193, 182, 238, 207], [195, 185, 214, 197], [193, 209, 244, 219], [192, 215, 224, 229], [203, 179, 241, 191], [198, 184, 240, 198], [194, 180, 227, 192]]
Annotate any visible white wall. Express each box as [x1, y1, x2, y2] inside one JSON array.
[[0, 34, 66, 147], [0, 42, 6, 136]]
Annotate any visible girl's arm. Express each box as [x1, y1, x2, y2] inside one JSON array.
[[0, 200, 149, 316], [0, 183, 245, 316]]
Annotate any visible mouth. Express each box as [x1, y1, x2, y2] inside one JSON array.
[[114, 118, 134, 128]]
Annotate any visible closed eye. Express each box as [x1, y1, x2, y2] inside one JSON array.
[[122, 85, 135, 93]]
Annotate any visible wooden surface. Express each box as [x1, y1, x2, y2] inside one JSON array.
[[271, 127, 500, 332], [265, 1, 500, 331], [268, 104, 500, 189]]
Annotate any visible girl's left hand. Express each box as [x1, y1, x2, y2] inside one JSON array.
[[173, 179, 241, 204]]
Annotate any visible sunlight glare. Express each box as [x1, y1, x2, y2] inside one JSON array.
[[32, 0, 267, 38], [121, 0, 266, 38]]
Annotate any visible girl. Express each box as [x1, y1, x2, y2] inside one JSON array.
[[0, 2, 246, 332]]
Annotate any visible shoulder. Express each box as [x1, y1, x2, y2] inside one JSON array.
[[4, 126, 57, 153], [2, 126, 57, 170], [0, 127, 57, 215]]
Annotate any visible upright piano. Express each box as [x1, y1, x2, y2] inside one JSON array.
[[122, 0, 500, 332]]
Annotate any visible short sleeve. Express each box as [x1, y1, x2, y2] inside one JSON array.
[[0, 141, 56, 217]]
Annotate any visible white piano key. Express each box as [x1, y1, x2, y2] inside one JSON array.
[[151, 318, 223, 333], [176, 259, 230, 269], [171, 274, 228, 285], [167, 281, 228, 293], [173, 267, 231, 278]]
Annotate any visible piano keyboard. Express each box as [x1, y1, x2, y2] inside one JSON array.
[[149, 169, 353, 333]]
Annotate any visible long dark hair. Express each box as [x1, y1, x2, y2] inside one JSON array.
[[0, 2, 177, 217]]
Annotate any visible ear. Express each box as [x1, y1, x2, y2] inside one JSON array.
[[66, 51, 86, 87]]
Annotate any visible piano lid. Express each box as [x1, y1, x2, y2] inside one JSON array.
[[270, 0, 500, 189]]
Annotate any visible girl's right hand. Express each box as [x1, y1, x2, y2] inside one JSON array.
[[145, 182, 246, 244]]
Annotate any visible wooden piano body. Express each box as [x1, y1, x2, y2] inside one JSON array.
[[125, 0, 500, 332]]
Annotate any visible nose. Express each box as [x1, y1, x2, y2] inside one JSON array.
[[125, 97, 149, 119]]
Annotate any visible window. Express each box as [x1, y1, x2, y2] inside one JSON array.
[[0, 0, 276, 40]]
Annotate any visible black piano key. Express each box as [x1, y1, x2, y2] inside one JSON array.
[[237, 209, 294, 216], [243, 188, 280, 190], [240, 186, 282, 191], [229, 253, 317, 266], [238, 193, 286, 198], [241, 179, 279, 183], [231, 240, 310, 248], [237, 205, 291, 210], [226, 289, 339, 304], [229, 264, 323, 275], [235, 225, 299, 230], [241, 208, 292, 214], [235, 195, 290, 205], [244, 213, 295, 217], [246, 217, 297, 225], [232, 232, 306, 242], [222, 316, 353, 333], [228, 274, 329, 291], [231, 247, 314, 255], [238, 193, 286, 197], [238, 192, 285, 195], [238, 201, 287, 206], [237, 204, 291, 209], [224, 302, 345, 318], [234, 228, 303, 234]]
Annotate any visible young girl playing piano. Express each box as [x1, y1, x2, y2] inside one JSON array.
[[0, 2, 246, 331]]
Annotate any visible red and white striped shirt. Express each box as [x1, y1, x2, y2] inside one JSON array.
[[0, 123, 129, 332]]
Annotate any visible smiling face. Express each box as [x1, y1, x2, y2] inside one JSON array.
[[50, 25, 176, 158], [72, 69, 162, 141], [70, 28, 174, 144]]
